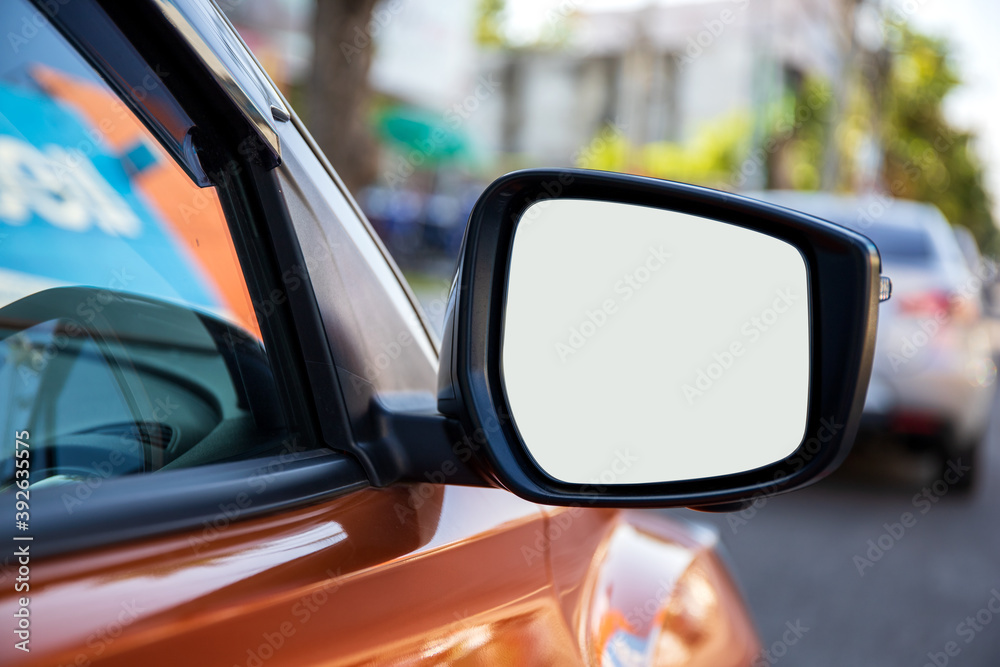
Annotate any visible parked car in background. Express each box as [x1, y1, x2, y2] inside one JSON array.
[[953, 225, 1000, 316], [749, 191, 996, 489], [953, 225, 983, 275]]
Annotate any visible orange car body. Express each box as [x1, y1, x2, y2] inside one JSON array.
[[3, 485, 757, 666]]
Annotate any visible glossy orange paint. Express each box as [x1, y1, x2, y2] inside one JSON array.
[[544, 506, 760, 666], [2, 484, 757, 666]]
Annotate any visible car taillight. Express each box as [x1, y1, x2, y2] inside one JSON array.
[[898, 290, 979, 323], [890, 411, 944, 436], [898, 290, 952, 317]]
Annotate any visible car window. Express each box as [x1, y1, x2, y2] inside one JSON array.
[[855, 225, 934, 265], [0, 0, 289, 489]]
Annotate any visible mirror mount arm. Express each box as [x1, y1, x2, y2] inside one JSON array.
[[358, 392, 491, 488]]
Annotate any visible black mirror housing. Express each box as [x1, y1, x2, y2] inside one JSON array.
[[437, 169, 882, 508]]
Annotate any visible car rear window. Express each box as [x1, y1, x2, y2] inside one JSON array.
[[854, 225, 934, 264]]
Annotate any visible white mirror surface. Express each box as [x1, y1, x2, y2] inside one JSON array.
[[502, 199, 810, 485]]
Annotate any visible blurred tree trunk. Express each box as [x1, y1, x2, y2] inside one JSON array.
[[308, 0, 379, 193]]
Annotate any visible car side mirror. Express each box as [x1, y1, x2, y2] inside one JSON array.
[[437, 169, 882, 508]]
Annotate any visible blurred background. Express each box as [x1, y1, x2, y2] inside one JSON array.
[[223, 0, 1000, 663]]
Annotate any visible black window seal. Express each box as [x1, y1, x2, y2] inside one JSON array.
[[2, 450, 368, 560]]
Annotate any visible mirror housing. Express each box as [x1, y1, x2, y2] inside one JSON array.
[[438, 169, 882, 508]]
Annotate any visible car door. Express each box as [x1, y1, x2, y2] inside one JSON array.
[[0, 1, 757, 666]]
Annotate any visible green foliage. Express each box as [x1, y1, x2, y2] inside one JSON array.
[[880, 22, 997, 253], [746, 22, 996, 252], [575, 113, 752, 190], [556, 18, 996, 253], [475, 0, 506, 47], [759, 76, 834, 191]]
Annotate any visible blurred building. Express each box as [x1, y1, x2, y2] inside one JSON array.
[[223, 0, 860, 176], [222, 0, 313, 92], [368, 0, 479, 110], [222, 0, 863, 267], [465, 0, 857, 175]]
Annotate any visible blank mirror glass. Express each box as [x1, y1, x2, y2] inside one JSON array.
[[502, 199, 811, 485]]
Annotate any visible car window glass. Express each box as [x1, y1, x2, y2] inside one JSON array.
[[856, 225, 934, 264], [0, 0, 290, 489]]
